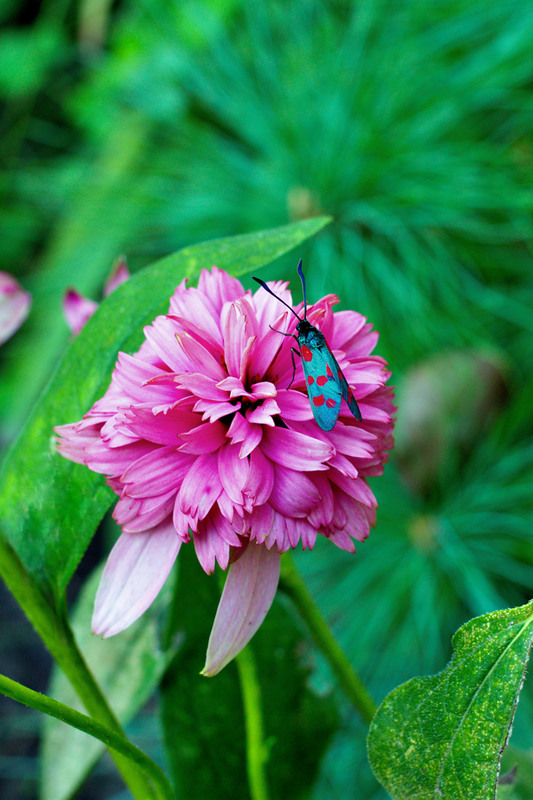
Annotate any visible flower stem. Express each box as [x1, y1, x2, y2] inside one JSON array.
[[0, 534, 162, 799], [236, 646, 270, 800], [279, 552, 376, 725], [0, 672, 174, 800]]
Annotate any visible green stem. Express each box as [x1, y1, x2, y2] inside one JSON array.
[[236, 646, 270, 800], [279, 553, 376, 725], [0, 535, 162, 799], [0, 672, 174, 800]]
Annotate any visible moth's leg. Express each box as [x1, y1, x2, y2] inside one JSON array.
[[287, 347, 301, 389]]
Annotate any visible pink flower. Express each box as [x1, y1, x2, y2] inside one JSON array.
[[63, 256, 129, 335], [0, 272, 31, 345], [56, 266, 394, 674]]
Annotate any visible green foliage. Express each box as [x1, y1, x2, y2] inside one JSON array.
[[161, 546, 338, 800], [40, 564, 173, 800], [368, 602, 533, 800]]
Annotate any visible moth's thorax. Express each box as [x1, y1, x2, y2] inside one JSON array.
[[296, 319, 325, 349]]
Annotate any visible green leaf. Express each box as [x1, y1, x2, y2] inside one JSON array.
[[368, 601, 533, 800], [40, 562, 174, 800], [161, 546, 338, 800], [0, 216, 331, 599]]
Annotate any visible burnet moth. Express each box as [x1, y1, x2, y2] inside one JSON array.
[[253, 261, 362, 431]]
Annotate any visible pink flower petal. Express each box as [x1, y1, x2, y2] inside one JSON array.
[[218, 443, 250, 505], [54, 421, 100, 464], [193, 511, 236, 572], [243, 448, 274, 507], [103, 256, 130, 295], [0, 272, 31, 345], [176, 331, 227, 380], [194, 397, 240, 423], [222, 300, 255, 380], [117, 491, 176, 532], [121, 406, 199, 446], [121, 447, 194, 497], [252, 281, 293, 329], [178, 452, 222, 519], [269, 465, 321, 517], [92, 519, 181, 637], [261, 426, 333, 471], [178, 421, 227, 454], [249, 318, 287, 377], [63, 289, 97, 336], [176, 373, 228, 401], [328, 424, 376, 459], [275, 389, 314, 421], [217, 376, 249, 399], [246, 503, 274, 543], [170, 283, 224, 343], [227, 413, 263, 457], [330, 472, 377, 507], [113, 353, 178, 405], [246, 399, 280, 426], [144, 316, 191, 372], [197, 266, 245, 314], [84, 439, 154, 476], [202, 543, 281, 676]]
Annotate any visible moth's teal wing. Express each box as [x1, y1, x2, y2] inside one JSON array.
[[325, 342, 362, 422], [300, 342, 342, 431]]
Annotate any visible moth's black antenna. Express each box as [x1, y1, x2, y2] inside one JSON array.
[[297, 259, 307, 320], [252, 276, 302, 321]]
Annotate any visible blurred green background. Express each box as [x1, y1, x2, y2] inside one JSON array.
[[1, 0, 533, 797]]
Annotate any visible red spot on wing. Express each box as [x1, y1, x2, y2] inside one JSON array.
[[307, 375, 314, 385], [301, 345, 313, 362], [338, 370, 343, 379], [312, 395, 325, 406], [326, 398, 336, 408], [326, 364, 334, 377], [317, 375, 327, 386]]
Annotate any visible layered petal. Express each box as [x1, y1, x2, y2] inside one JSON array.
[[55, 263, 394, 676]]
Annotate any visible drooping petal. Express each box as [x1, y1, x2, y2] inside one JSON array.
[[92, 520, 181, 637], [202, 543, 281, 676]]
